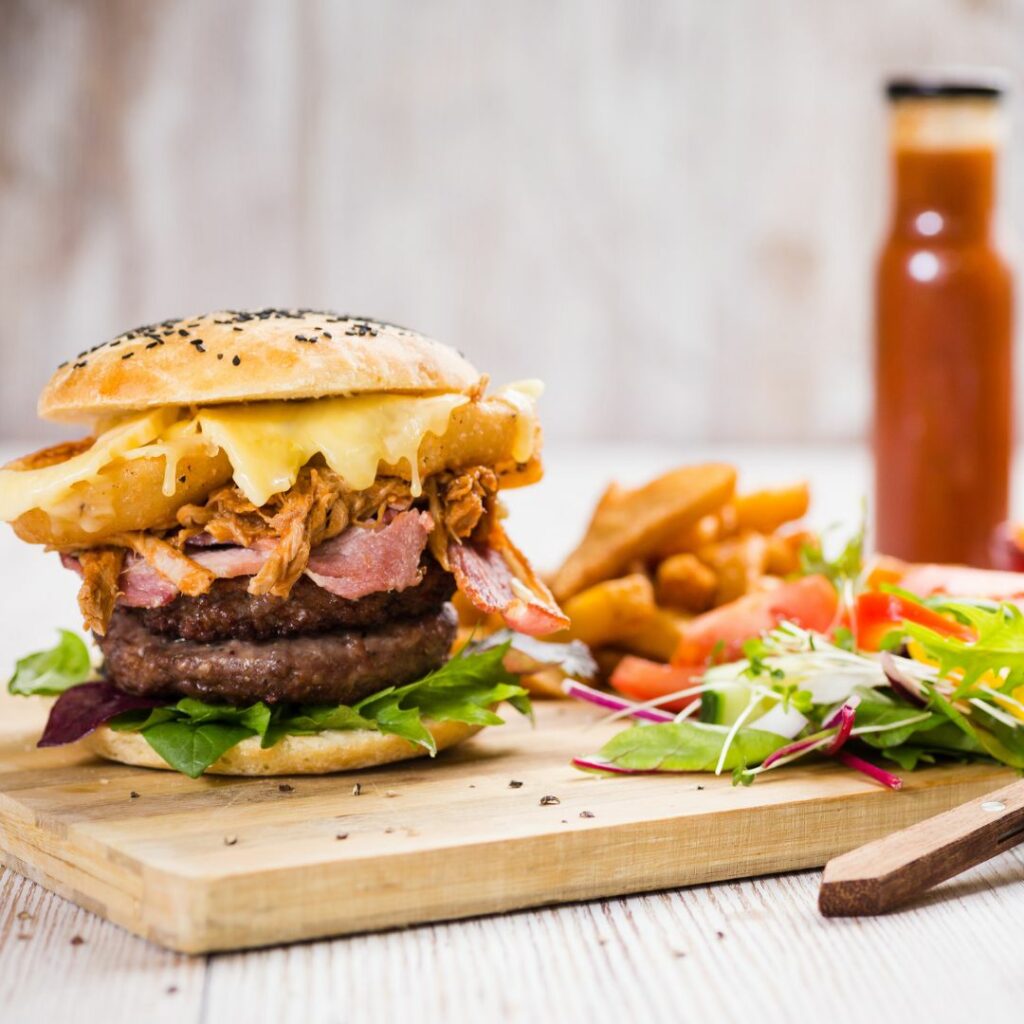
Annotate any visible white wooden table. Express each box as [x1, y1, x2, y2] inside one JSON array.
[[2, 441, 1023, 1023]]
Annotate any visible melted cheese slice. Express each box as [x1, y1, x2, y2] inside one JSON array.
[[0, 387, 544, 522], [195, 393, 469, 507], [499, 379, 544, 463]]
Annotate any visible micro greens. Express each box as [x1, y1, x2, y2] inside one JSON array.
[[798, 502, 866, 587]]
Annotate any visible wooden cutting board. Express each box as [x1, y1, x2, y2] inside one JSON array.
[[0, 692, 1012, 953]]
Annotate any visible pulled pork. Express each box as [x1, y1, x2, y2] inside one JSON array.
[[63, 465, 500, 630], [175, 467, 416, 597], [107, 532, 216, 596], [424, 467, 499, 569], [75, 548, 125, 635]]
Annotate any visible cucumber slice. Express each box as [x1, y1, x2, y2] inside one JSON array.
[[700, 679, 770, 729], [700, 681, 762, 726]]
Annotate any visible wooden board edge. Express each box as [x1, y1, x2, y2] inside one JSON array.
[[0, 792, 147, 930], [158, 769, 1011, 953]]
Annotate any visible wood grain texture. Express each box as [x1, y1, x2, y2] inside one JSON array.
[[3, 1, 1024, 446], [0, 693, 1014, 953], [820, 777, 1024, 915], [4, 847, 1024, 1024]]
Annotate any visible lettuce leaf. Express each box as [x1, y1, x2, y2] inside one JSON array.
[[141, 721, 257, 778], [8, 630, 92, 696], [587, 721, 789, 774]]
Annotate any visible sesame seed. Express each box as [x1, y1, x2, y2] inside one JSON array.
[[121, 352, 134, 360], [232, 355, 241, 366]]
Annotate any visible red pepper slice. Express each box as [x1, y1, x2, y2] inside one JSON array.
[[609, 657, 704, 713], [854, 591, 975, 652]]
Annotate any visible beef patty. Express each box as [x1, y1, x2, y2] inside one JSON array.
[[96, 604, 458, 706], [137, 558, 455, 642]]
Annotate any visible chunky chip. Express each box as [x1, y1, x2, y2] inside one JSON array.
[[551, 464, 737, 602]]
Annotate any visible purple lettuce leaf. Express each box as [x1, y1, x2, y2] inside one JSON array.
[[38, 682, 164, 748]]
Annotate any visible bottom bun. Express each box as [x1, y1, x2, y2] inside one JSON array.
[[84, 719, 482, 776]]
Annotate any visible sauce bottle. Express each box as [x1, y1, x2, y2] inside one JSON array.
[[874, 75, 1014, 567]]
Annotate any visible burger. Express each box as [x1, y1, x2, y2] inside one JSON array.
[[1, 309, 569, 777]]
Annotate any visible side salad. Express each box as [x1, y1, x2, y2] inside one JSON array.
[[567, 540, 1024, 788]]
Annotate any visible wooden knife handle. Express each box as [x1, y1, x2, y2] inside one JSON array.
[[819, 778, 1024, 916]]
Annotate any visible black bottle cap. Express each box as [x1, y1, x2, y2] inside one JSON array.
[[886, 72, 1007, 101]]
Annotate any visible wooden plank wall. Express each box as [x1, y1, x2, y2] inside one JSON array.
[[0, 0, 1022, 444]]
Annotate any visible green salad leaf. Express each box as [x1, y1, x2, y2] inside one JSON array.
[[105, 640, 531, 776], [588, 721, 789, 774], [7, 630, 92, 696], [141, 721, 257, 779], [904, 601, 1024, 692]]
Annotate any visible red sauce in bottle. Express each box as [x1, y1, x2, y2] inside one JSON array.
[[874, 82, 1014, 566]]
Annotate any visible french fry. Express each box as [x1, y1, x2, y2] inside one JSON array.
[[655, 553, 717, 612], [764, 532, 800, 576], [652, 512, 723, 560], [619, 607, 691, 662], [698, 531, 769, 605], [520, 667, 569, 699], [734, 482, 810, 535], [558, 573, 657, 648], [716, 502, 739, 539], [551, 464, 737, 601]]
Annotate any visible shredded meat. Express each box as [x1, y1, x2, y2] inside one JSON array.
[[75, 548, 125, 635], [249, 468, 342, 597], [107, 532, 216, 596], [62, 464, 502, 630], [175, 467, 417, 598], [425, 467, 499, 569]]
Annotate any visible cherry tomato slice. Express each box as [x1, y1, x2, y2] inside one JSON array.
[[672, 574, 839, 666]]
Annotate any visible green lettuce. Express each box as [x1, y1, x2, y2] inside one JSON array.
[[7, 630, 92, 696], [108, 640, 530, 777], [583, 721, 789, 774]]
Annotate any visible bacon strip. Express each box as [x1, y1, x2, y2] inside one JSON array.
[[117, 556, 179, 608], [449, 524, 569, 636], [108, 532, 215, 597], [305, 510, 433, 599]]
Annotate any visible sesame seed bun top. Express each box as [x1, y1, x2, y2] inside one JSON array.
[[39, 309, 482, 423]]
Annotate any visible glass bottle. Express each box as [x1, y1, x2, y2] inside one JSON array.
[[874, 75, 1014, 566]]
